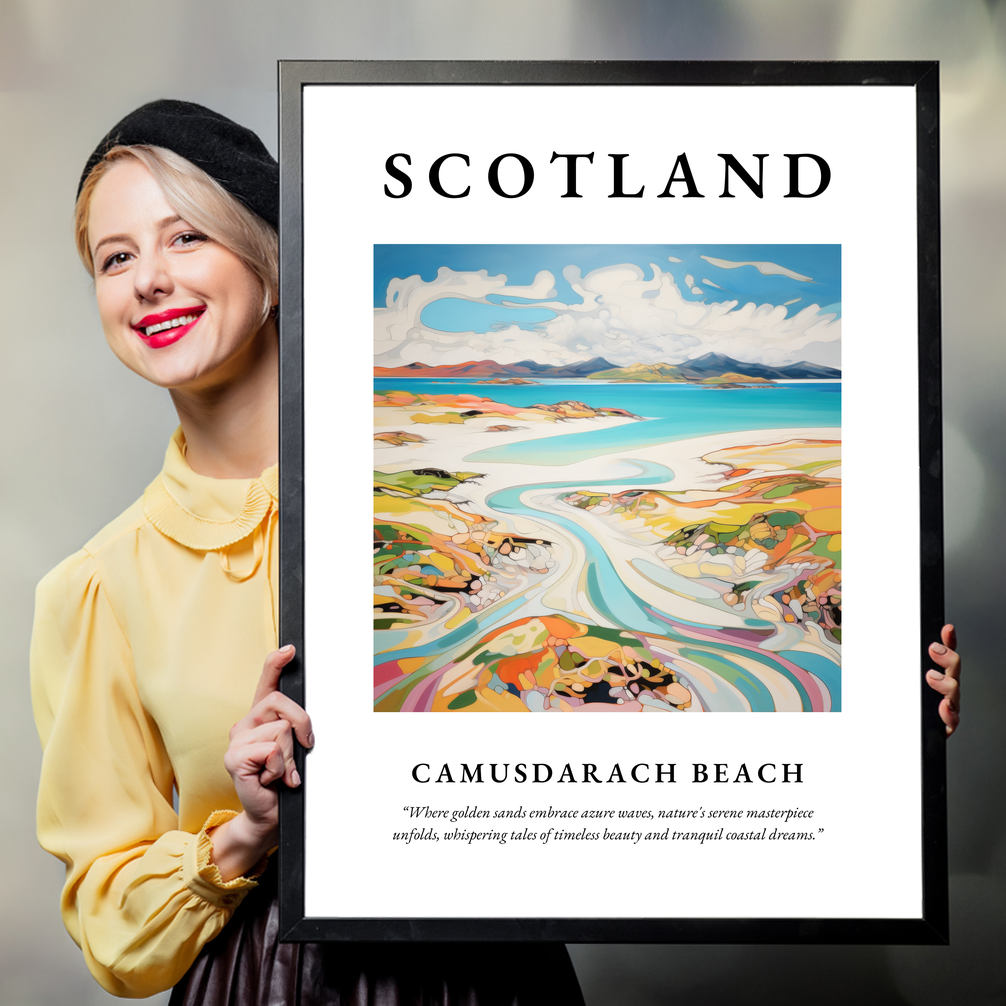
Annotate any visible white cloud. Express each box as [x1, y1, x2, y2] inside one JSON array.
[[374, 262, 840, 369], [700, 255, 815, 282]]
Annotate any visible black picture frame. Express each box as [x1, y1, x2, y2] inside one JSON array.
[[277, 60, 945, 944]]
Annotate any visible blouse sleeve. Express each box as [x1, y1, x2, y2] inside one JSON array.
[[31, 549, 262, 998]]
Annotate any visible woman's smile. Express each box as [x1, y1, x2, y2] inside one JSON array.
[[133, 306, 207, 348]]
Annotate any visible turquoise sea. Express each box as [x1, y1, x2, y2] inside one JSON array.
[[374, 379, 841, 466]]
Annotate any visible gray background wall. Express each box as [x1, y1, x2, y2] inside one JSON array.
[[1, 2, 1003, 1003]]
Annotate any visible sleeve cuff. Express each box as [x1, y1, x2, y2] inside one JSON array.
[[182, 810, 269, 909]]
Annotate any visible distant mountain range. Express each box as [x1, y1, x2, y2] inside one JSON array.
[[374, 357, 617, 379], [374, 353, 840, 381], [672, 353, 841, 381]]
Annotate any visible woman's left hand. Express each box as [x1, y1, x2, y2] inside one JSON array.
[[926, 624, 960, 737]]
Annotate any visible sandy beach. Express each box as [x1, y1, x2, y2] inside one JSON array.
[[374, 389, 841, 714]]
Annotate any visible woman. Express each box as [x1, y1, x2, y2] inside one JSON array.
[[31, 100, 586, 1003], [32, 99, 962, 1003]]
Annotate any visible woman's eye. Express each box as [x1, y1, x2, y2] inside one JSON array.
[[101, 251, 132, 273], [173, 231, 208, 248]]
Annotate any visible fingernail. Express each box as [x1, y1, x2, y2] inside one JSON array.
[[280, 644, 295, 654], [928, 670, 944, 680], [292, 768, 301, 787], [931, 643, 947, 654], [307, 732, 315, 748]]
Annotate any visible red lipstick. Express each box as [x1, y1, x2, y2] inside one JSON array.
[[132, 306, 205, 349]]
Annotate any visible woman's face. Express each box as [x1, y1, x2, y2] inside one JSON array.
[[87, 158, 270, 392]]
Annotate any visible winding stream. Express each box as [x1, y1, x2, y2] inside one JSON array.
[[375, 381, 841, 711]]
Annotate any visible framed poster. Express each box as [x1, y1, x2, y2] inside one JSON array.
[[277, 61, 946, 943]]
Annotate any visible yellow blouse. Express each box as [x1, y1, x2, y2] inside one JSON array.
[[31, 429, 279, 998]]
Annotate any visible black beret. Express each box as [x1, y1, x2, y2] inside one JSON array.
[[78, 99, 278, 228]]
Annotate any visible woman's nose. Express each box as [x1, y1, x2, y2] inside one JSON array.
[[133, 249, 173, 302]]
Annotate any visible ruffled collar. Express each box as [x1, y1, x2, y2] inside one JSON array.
[[143, 428, 278, 551]]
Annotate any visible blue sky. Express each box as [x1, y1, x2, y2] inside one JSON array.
[[373, 244, 842, 371], [374, 244, 841, 330]]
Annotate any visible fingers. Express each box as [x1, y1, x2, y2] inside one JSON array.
[[938, 697, 960, 737], [924, 686, 960, 736], [233, 689, 314, 750], [927, 625, 961, 737], [926, 664, 960, 738], [926, 667, 959, 705], [247, 719, 299, 788], [928, 644, 961, 680], [941, 623, 958, 653], [252, 740, 288, 788], [225, 645, 313, 801], [244, 644, 314, 750], [225, 740, 288, 788], [928, 634, 961, 682], [227, 720, 301, 788], [252, 644, 297, 706]]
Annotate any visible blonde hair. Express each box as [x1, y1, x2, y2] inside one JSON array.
[[75, 145, 278, 322]]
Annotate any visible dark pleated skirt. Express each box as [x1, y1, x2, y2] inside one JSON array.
[[169, 869, 585, 1006]]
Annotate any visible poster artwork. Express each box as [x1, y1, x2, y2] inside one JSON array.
[[373, 244, 842, 715]]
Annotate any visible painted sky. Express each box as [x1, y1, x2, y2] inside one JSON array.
[[374, 245, 841, 370]]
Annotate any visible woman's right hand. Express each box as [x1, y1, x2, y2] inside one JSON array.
[[209, 645, 314, 881]]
